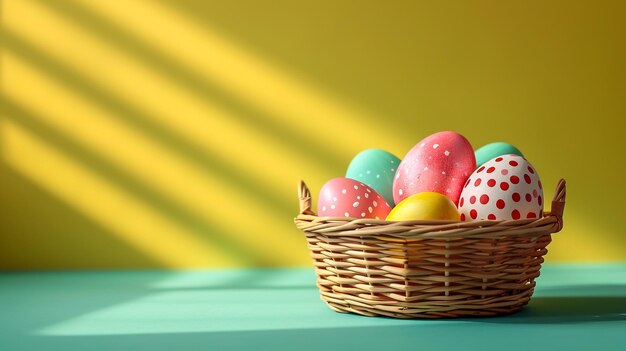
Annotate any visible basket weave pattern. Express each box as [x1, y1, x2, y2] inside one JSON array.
[[294, 179, 566, 318]]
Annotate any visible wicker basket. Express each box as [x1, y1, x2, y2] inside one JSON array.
[[294, 179, 566, 319]]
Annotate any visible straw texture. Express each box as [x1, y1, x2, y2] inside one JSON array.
[[294, 179, 566, 318]]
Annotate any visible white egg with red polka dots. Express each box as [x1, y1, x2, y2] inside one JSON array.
[[458, 154, 543, 221]]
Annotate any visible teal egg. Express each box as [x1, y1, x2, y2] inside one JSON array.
[[475, 142, 523, 167], [346, 149, 400, 205]]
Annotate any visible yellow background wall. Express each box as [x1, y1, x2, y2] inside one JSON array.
[[1, 0, 625, 269]]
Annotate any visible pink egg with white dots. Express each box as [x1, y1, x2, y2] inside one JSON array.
[[458, 154, 543, 221], [317, 178, 391, 219], [393, 131, 476, 206]]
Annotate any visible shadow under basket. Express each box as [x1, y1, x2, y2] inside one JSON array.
[[294, 179, 566, 319]]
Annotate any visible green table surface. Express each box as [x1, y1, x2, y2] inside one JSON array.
[[1, 264, 625, 351]]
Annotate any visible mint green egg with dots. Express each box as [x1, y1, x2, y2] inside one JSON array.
[[475, 142, 524, 167], [346, 149, 400, 206]]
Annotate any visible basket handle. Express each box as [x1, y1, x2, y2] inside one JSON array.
[[298, 180, 315, 215], [550, 179, 566, 232]]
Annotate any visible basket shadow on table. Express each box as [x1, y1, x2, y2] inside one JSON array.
[[153, 276, 626, 323], [470, 284, 626, 324]]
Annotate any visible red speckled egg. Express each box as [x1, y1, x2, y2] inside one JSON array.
[[393, 131, 475, 205], [318, 178, 391, 219], [458, 154, 543, 221]]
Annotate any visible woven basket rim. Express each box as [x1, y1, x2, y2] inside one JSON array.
[[295, 179, 566, 239]]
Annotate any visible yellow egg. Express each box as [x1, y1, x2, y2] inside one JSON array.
[[386, 192, 460, 221]]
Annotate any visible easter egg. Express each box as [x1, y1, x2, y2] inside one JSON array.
[[393, 131, 475, 206], [386, 192, 460, 221], [317, 178, 392, 219], [458, 154, 543, 221], [475, 142, 524, 167], [346, 148, 400, 205]]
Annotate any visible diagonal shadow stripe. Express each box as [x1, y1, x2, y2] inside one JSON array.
[[2, 29, 296, 218], [41, 0, 344, 171], [1, 98, 276, 267], [0, 159, 160, 269]]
